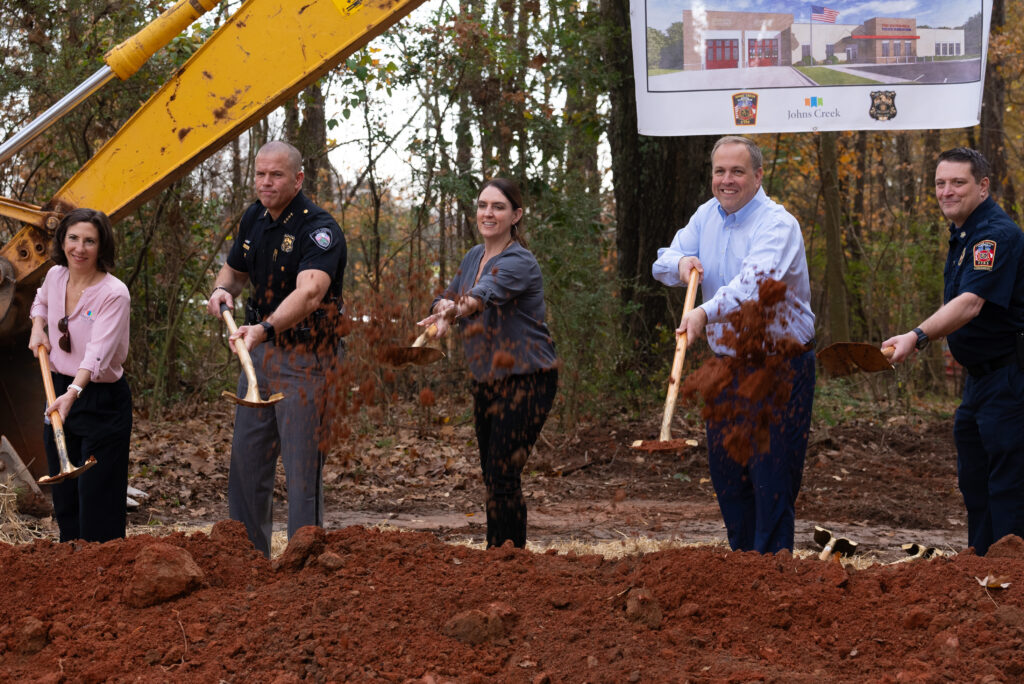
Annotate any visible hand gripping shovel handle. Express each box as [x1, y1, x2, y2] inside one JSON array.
[[219, 303, 284, 406], [36, 346, 95, 485], [659, 269, 700, 442], [220, 302, 259, 387]]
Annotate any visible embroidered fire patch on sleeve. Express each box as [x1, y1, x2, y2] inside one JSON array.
[[973, 240, 995, 270]]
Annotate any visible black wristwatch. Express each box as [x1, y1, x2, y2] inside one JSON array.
[[259, 321, 275, 342], [912, 327, 929, 350]]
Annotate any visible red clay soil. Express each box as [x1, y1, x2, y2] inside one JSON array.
[[4, 520, 1024, 683]]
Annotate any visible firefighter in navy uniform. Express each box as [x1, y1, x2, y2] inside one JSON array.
[[884, 147, 1024, 557], [207, 140, 347, 557]]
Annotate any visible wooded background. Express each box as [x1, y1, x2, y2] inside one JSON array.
[[0, 0, 1019, 427]]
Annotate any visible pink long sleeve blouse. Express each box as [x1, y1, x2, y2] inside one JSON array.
[[30, 265, 130, 382]]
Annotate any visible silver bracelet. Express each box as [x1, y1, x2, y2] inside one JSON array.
[[68, 383, 84, 397]]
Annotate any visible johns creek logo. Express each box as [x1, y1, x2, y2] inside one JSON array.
[[789, 95, 840, 120]]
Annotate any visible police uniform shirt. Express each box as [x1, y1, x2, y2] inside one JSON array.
[[943, 196, 1024, 366], [227, 190, 347, 315]]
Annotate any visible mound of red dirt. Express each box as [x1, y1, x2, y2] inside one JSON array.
[[4, 521, 1024, 682]]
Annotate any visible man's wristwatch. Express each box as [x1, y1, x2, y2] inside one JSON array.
[[259, 321, 275, 342], [912, 327, 929, 350]]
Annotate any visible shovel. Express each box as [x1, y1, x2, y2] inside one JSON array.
[[379, 323, 445, 369], [219, 303, 284, 407], [817, 342, 896, 377], [36, 346, 96, 486], [631, 269, 700, 453], [813, 525, 858, 561]]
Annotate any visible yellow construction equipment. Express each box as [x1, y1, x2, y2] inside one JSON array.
[[0, 0, 428, 480]]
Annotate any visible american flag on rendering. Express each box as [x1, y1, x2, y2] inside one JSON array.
[[811, 5, 840, 23]]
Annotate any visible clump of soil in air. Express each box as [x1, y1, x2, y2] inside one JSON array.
[[681, 277, 806, 465]]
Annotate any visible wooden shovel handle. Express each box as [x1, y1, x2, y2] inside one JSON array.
[[37, 345, 73, 473], [220, 303, 260, 392], [659, 269, 700, 441], [412, 323, 439, 348]]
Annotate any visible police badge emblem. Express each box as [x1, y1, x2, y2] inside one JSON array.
[[869, 91, 897, 121], [732, 92, 758, 126], [281, 234, 295, 253], [973, 240, 996, 270], [311, 227, 333, 250]]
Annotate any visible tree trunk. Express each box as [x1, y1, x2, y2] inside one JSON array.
[[980, 0, 1016, 220], [819, 132, 849, 344], [600, 0, 713, 358]]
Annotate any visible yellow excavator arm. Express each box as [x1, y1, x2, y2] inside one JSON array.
[[0, 0, 427, 480], [56, 0, 427, 221]]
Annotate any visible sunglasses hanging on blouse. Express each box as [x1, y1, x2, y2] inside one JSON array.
[[58, 315, 71, 353]]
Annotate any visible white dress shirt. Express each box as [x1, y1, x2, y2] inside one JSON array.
[[652, 187, 815, 356]]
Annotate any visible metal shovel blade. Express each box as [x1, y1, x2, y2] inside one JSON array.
[[37, 455, 97, 485], [818, 343, 895, 377]]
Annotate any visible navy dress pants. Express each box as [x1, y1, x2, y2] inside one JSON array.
[[953, 363, 1024, 556], [706, 349, 815, 553]]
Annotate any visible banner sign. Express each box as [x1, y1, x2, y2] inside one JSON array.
[[633, 1, 992, 135]]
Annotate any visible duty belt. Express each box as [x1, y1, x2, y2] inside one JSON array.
[[245, 299, 340, 349]]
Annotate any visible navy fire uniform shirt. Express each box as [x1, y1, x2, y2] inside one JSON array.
[[943, 196, 1024, 368]]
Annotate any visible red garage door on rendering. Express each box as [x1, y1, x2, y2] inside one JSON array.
[[748, 38, 779, 66], [706, 39, 738, 69]]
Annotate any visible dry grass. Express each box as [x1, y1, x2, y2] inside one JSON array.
[[0, 477, 50, 545]]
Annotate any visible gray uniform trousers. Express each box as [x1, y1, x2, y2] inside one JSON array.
[[228, 341, 341, 557]]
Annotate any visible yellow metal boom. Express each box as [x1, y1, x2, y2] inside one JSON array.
[[52, 0, 427, 223]]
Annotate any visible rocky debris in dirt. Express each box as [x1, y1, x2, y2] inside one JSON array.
[[987, 534, 1024, 559], [123, 542, 205, 608], [4, 526, 1024, 681], [273, 525, 326, 572], [443, 602, 517, 645], [624, 587, 663, 629]]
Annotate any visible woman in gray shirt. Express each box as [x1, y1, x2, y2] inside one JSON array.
[[419, 178, 558, 548]]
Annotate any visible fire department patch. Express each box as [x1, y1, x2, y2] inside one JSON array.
[[311, 227, 333, 250], [732, 92, 758, 126], [973, 240, 995, 270], [869, 91, 897, 121], [281, 234, 295, 253]]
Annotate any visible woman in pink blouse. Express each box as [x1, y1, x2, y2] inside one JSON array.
[[29, 208, 132, 543]]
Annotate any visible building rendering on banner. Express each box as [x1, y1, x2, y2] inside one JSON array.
[[681, 10, 967, 71]]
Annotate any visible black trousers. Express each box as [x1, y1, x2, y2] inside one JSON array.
[[472, 369, 558, 548], [44, 373, 132, 543]]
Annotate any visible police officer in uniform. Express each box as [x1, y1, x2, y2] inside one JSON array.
[[884, 147, 1024, 556], [207, 140, 346, 557]]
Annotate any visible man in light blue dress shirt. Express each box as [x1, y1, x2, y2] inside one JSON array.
[[652, 135, 816, 553]]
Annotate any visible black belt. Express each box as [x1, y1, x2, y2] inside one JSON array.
[[965, 353, 1018, 378]]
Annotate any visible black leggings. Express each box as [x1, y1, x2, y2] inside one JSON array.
[[44, 373, 132, 543], [472, 369, 558, 548]]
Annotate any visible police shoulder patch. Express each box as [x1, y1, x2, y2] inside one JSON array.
[[311, 227, 333, 250], [973, 239, 996, 270]]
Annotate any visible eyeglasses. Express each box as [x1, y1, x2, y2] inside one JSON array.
[[58, 316, 70, 353]]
